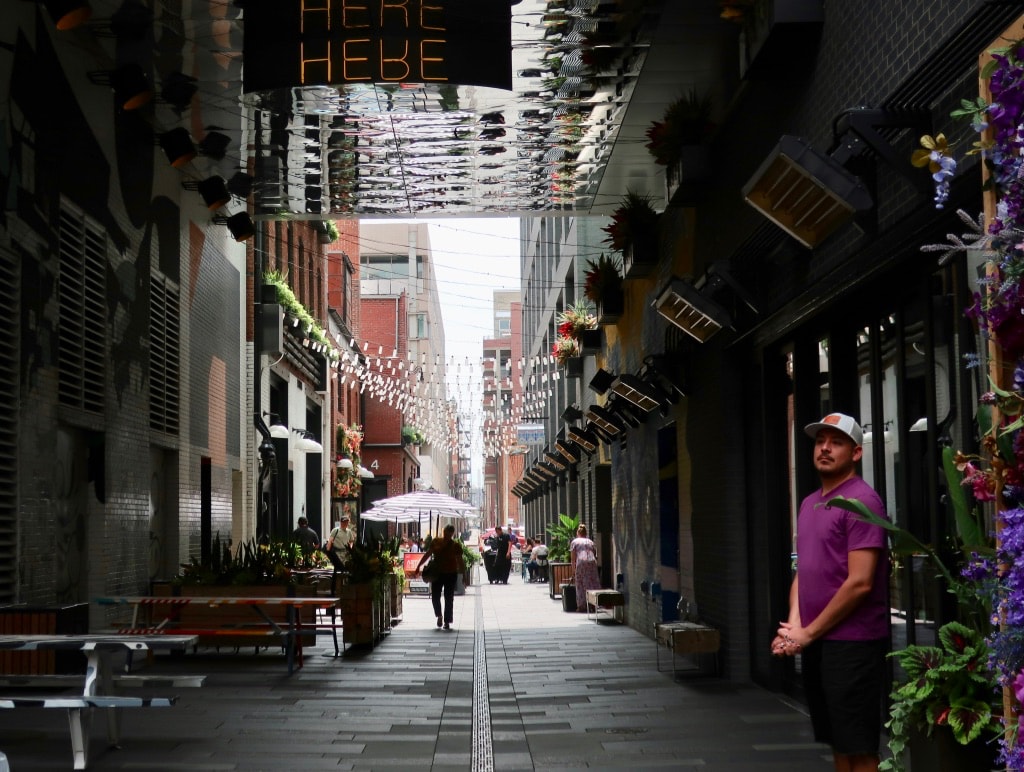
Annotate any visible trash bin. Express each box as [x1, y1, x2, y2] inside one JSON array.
[[561, 584, 576, 612]]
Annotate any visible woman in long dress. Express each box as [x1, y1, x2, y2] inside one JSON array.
[[570, 524, 600, 612]]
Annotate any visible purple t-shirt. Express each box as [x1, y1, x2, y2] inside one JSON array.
[[796, 476, 889, 641]]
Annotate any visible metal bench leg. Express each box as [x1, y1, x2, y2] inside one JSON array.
[[67, 707, 90, 770]]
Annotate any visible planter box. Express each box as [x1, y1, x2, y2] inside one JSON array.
[[622, 236, 659, 280], [338, 579, 385, 646], [579, 328, 602, 355], [548, 563, 573, 599], [596, 289, 624, 325], [564, 356, 584, 378]]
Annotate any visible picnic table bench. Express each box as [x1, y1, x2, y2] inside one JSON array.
[[95, 595, 339, 674], [0, 634, 198, 770]]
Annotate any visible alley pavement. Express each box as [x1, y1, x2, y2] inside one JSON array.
[[0, 571, 835, 771]]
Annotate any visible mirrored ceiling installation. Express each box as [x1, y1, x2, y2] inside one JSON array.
[[239, 0, 653, 218]]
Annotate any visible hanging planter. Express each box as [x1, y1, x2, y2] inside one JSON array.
[[596, 286, 625, 325], [579, 328, 602, 354], [564, 356, 584, 378], [602, 191, 660, 280]]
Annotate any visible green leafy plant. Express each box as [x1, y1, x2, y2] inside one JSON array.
[[175, 534, 328, 586], [402, 425, 425, 446], [457, 538, 481, 570], [545, 513, 580, 563], [879, 621, 1000, 772]]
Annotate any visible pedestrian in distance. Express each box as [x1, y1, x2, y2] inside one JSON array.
[[326, 514, 355, 571], [569, 524, 600, 611], [416, 524, 466, 631], [771, 412, 889, 772], [291, 516, 319, 555]]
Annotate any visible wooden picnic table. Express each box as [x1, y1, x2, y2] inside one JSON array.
[[95, 595, 339, 674], [0, 633, 198, 770]]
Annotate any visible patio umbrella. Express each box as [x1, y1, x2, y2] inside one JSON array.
[[362, 489, 476, 519]]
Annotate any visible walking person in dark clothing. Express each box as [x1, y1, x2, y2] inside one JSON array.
[[416, 524, 465, 630]]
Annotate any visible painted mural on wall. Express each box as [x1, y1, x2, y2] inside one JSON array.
[[1, 2, 245, 602]]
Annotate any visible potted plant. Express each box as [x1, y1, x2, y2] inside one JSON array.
[[557, 298, 597, 340], [601, 191, 660, 279], [551, 335, 581, 366], [583, 253, 624, 324], [645, 89, 715, 191], [829, 451, 999, 772], [401, 425, 425, 448], [545, 513, 580, 600], [881, 621, 1001, 772]]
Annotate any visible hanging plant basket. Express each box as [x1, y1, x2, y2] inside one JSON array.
[[564, 356, 584, 378], [596, 287, 625, 325], [623, 233, 659, 280], [579, 328, 602, 354]]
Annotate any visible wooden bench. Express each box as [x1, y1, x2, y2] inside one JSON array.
[[654, 621, 720, 677], [0, 634, 197, 770], [586, 590, 624, 622]]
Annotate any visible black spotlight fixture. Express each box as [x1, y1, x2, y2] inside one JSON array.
[[227, 172, 255, 198], [42, 0, 92, 30], [189, 176, 231, 210], [159, 127, 196, 168], [161, 71, 198, 113], [588, 367, 616, 395], [198, 130, 231, 160], [88, 63, 154, 111], [225, 212, 255, 242]]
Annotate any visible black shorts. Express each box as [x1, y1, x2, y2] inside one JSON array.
[[802, 638, 887, 756]]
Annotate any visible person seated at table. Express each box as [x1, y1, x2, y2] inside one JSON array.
[[527, 540, 549, 582], [292, 517, 319, 555]]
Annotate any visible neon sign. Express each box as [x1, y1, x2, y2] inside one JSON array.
[[243, 0, 512, 92]]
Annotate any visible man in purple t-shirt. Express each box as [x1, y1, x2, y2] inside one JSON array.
[[771, 412, 888, 772]]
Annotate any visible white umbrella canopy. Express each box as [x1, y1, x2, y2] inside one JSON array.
[[362, 489, 476, 519]]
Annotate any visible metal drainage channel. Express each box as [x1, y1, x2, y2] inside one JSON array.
[[470, 589, 494, 772]]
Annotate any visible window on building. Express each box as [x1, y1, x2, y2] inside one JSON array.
[[412, 313, 428, 339], [362, 254, 408, 281]]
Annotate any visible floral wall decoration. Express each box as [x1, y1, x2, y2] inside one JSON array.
[[551, 299, 596, 365], [904, 37, 1024, 770], [601, 190, 659, 254], [334, 423, 364, 499], [644, 89, 714, 167], [583, 253, 623, 303]]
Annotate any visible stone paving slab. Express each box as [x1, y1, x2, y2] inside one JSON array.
[[0, 571, 837, 770]]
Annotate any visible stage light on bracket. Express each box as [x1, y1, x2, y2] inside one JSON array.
[[588, 367, 616, 394], [561, 404, 584, 423], [198, 130, 231, 160], [88, 63, 153, 111], [161, 71, 198, 113], [213, 211, 256, 242], [159, 127, 196, 167], [182, 176, 232, 210], [42, 0, 92, 30]]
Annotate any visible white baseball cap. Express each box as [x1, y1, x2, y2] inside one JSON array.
[[804, 412, 863, 446]]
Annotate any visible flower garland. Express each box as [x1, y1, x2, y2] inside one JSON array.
[[918, 38, 1024, 768], [334, 423, 363, 499]]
